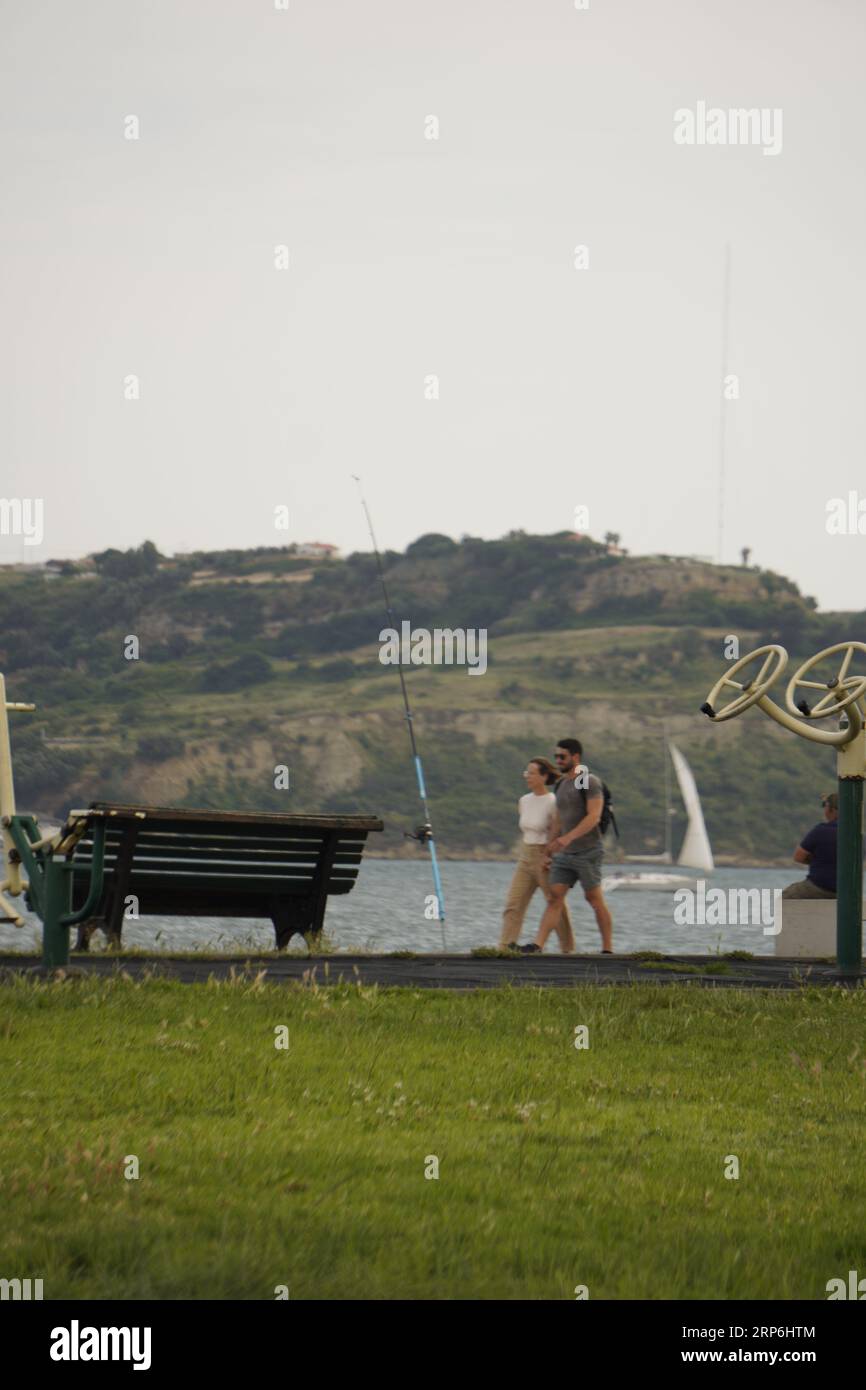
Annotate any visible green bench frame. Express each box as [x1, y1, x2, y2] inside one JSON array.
[[6, 802, 382, 966]]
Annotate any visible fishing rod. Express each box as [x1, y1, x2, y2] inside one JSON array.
[[352, 476, 447, 945]]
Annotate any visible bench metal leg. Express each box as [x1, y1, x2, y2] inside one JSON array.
[[36, 821, 106, 970], [270, 834, 342, 950], [270, 835, 340, 949], [42, 859, 74, 969], [271, 896, 316, 949], [309, 832, 339, 939], [104, 822, 139, 947], [75, 917, 103, 952]]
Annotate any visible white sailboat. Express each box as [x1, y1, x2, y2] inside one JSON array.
[[603, 740, 714, 893]]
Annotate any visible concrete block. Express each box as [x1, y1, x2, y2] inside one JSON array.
[[774, 899, 865, 957]]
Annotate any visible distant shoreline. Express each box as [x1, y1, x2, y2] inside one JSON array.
[[30, 815, 789, 871], [365, 851, 792, 869]]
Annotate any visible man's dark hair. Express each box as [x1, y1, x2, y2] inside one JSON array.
[[557, 737, 583, 758]]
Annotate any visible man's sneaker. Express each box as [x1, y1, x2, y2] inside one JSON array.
[[519, 943, 541, 954]]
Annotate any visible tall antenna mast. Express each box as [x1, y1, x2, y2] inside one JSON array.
[[716, 242, 732, 565]]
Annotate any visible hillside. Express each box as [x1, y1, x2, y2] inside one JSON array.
[[0, 533, 860, 863]]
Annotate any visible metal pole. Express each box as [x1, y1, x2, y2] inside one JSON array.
[[0, 674, 16, 821], [41, 858, 74, 969], [663, 722, 672, 862], [0, 675, 35, 898], [716, 242, 731, 566], [836, 774, 863, 977]]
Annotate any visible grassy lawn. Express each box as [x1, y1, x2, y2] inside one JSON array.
[[1, 975, 864, 1300]]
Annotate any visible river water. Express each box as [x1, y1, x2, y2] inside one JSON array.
[[0, 861, 811, 957]]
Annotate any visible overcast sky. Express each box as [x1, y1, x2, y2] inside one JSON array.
[[2, 0, 864, 610]]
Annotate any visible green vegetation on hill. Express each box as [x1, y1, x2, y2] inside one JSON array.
[[0, 534, 860, 859]]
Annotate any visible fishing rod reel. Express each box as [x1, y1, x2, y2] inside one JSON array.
[[404, 822, 434, 846]]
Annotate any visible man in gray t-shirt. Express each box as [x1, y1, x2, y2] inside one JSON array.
[[520, 737, 613, 954], [554, 767, 604, 852]]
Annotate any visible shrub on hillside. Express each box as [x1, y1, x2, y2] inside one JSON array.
[[150, 634, 192, 662], [317, 658, 356, 682], [136, 734, 186, 763], [198, 653, 273, 691], [15, 741, 90, 808]]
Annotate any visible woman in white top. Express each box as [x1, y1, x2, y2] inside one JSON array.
[[499, 757, 575, 952]]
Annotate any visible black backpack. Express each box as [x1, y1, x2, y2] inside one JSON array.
[[597, 782, 619, 839], [569, 774, 619, 839]]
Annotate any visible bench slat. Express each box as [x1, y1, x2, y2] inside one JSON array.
[[73, 865, 360, 885], [83, 801, 383, 831], [74, 830, 373, 850], [71, 839, 366, 861]]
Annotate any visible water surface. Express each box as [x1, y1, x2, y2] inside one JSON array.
[[0, 861, 807, 957]]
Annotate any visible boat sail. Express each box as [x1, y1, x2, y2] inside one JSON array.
[[668, 741, 714, 872], [604, 741, 714, 892]]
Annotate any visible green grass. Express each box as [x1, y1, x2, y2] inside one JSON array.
[[638, 962, 701, 975], [2, 976, 865, 1300]]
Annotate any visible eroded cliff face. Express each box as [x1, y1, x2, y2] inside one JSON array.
[[96, 696, 778, 862], [570, 557, 769, 615], [24, 689, 814, 864]]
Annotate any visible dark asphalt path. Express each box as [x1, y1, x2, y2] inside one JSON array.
[[0, 953, 858, 989]]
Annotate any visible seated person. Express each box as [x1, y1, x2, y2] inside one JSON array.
[[781, 792, 837, 899]]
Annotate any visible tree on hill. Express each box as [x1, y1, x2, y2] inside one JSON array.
[[92, 540, 161, 580], [406, 533, 457, 557]]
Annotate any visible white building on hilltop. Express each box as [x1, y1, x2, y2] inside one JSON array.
[[295, 542, 339, 559]]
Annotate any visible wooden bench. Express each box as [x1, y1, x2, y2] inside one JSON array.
[[68, 802, 383, 950]]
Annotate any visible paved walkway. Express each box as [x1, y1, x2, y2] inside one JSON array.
[[0, 953, 859, 989]]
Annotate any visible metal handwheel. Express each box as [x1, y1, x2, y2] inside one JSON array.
[[784, 641, 866, 721], [700, 644, 787, 721]]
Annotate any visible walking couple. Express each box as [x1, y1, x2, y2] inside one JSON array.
[[500, 738, 613, 955]]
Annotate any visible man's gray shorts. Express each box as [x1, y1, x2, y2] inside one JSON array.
[[549, 847, 604, 891]]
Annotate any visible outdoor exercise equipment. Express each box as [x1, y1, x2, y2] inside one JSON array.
[[701, 642, 866, 977], [0, 673, 383, 969], [0, 674, 106, 967]]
